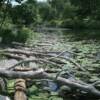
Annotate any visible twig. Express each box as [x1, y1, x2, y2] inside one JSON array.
[[46, 50, 69, 60], [59, 56, 86, 71], [92, 81, 100, 86]]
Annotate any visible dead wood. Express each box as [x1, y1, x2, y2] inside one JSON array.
[[14, 79, 27, 100], [1, 53, 26, 60], [6, 58, 61, 70], [0, 48, 85, 71], [0, 69, 100, 97], [0, 69, 44, 79]]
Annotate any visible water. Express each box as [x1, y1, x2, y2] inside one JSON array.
[[0, 95, 10, 100], [62, 29, 100, 40]]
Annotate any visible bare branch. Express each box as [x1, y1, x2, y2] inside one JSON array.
[[6, 58, 61, 70], [0, 69, 100, 96], [1, 53, 25, 60], [0, 48, 85, 71], [42, 72, 100, 96], [0, 69, 44, 79], [92, 81, 100, 86]]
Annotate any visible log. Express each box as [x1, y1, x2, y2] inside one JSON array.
[[0, 69, 44, 79], [0, 69, 100, 96], [6, 59, 61, 70], [14, 79, 27, 100], [0, 49, 85, 71], [1, 53, 25, 60]]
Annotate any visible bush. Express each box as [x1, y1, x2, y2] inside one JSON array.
[[0, 29, 16, 44], [16, 27, 31, 43], [0, 25, 37, 44]]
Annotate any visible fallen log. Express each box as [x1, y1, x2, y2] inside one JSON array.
[[0, 48, 85, 71], [0, 69, 44, 79], [6, 59, 61, 70], [0, 69, 100, 96], [0, 53, 26, 60]]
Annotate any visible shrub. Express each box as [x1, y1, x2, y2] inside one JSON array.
[[17, 27, 39, 43], [0, 25, 37, 44], [0, 29, 16, 44], [16, 27, 31, 43]]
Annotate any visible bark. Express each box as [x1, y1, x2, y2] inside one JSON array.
[[0, 69, 100, 96], [0, 48, 85, 71], [6, 59, 61, 70], [14, 79, 27, 100], [0, 69, 44, 79]]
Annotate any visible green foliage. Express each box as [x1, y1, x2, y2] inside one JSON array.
[[1, 0, 100, 30], [0, 22, 16, 44], [37, 0, 100, 29], [0, 25, 38, 44], [10, 3, 37, 25], [16, 27, 31, 43]]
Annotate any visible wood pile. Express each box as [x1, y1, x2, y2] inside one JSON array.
[[0, 42, 100, 100]]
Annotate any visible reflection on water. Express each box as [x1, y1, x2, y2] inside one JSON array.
[[62, 29, 100, 40], [42, 27, 100, 40], [0, 95, 10, 100]]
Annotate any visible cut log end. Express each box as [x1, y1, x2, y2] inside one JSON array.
[[14, 79, 27, 100]]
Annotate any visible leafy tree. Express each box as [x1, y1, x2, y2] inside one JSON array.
[[9, 0, 37, 26]]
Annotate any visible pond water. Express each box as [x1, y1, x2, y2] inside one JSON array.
[[34, 28, 100, 67], [0, 95, 10, 100], [27, 29, 100, 100]]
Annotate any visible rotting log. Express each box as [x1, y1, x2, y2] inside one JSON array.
[[14, 79, 27, 100], [0, 68, 99, 97]]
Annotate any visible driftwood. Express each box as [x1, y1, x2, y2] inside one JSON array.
[[6, 58, 61, 70], [0, 69, 100, 96], [11, 41, 95, 59], [0, 48, 85, 71], [1, 53, 26, 60], [0, 46, 99, 99], [0, 69, 44, 79], [12, 41, 53, 47]]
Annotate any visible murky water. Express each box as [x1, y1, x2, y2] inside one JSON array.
[[0, 95, 10, 100]]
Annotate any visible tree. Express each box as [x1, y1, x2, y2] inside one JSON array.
[[8, 0, 37, 26]]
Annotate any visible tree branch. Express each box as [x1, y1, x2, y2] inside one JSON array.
[[6, 58, 61, 70], [0, 69, 44, 79], [0, 69, 100, 96]]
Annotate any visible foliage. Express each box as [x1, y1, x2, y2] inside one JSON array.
[[0, 0, 100, 100], [33, 0, 100, 29], [0, 25, 38, 44], [15, 26, 32, 43], [9, 2, 37, 25], [1, 0, 100, 29]]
